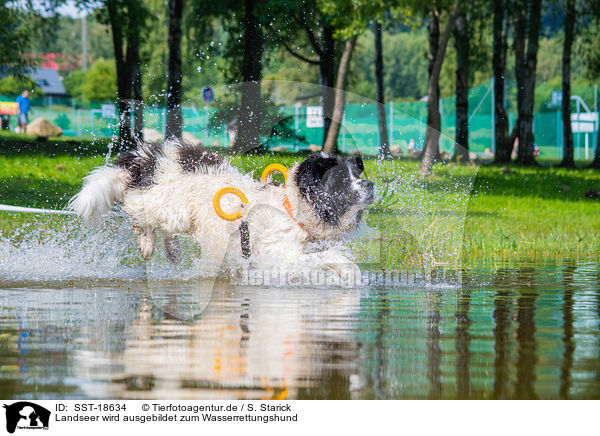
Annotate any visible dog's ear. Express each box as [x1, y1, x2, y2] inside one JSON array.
[[346, 156, 364, 175], [294, 154, 342, 226]]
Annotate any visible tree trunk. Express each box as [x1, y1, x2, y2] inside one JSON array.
[[421, 9, 440, 162], [514, 0, 542, 166], [320, 25, 335, 146], [453, 12, 469, 163], [107, 0, 132, 150], [128, 31, 143, 143], [493, 0, 511, 163], [232, 0, 264, 154], [166, 0, 183, 139], [375, 21, 391, 159], [560, 0, 575, 168], [323, 36, 357, 155], [420, 3, 458, 175]]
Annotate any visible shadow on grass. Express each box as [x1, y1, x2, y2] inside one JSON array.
[[0, 132, 111, 158], [472, 164, 600, 203]]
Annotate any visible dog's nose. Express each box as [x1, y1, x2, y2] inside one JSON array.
[[361, 180, 376, 203]]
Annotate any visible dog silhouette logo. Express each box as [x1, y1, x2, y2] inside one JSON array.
[[2, 402, 50, 433]]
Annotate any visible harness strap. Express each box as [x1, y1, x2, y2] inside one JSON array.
[[239, 220, 250, 259], [281, 189, 305, 230]]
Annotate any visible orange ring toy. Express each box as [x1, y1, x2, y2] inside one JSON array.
[[260, 164, 289, 186], [212, 187, 249, 221]]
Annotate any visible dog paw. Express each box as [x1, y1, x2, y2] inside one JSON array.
[[135, 226, 155, 260]]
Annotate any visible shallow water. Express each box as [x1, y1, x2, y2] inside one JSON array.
[[1, 260, 599, 400]]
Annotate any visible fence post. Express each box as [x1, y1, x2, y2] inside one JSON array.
[[294, 103, 300, 152], [341, 111, 346, 153], [491, 77, 495, 154], [389, 101, 393, 146], [556, 110, 560, 160], [595, 84, 598, 155], [438, 97, 443, 151], [205, 104, 209, 142]]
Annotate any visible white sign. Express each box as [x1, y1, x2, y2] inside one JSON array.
[[571, 112, 598, 133], [551, 91, 562, 107], [101, 104, 116, 119], [306, 106, 324, 128]]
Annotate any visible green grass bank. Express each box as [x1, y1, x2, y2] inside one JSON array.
[[0, 132, 598, 266]]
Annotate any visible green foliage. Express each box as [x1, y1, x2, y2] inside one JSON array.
[[0, 3, 49, 72], [578, 21, 600, 82], [0, 76, 42, 96], [63, 70, 86, 99], [36, 14, 114, 63], [68, 59, 117, 102], [350, 28, 429, 100], [54, 113, 71, 130]]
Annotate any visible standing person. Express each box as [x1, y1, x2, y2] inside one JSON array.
[[16, 90, 30, 133]]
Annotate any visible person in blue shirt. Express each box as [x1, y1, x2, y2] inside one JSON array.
[[16, 90, 30, 132]]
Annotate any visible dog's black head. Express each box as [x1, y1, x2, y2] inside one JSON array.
[[294, 153, 376, 226]]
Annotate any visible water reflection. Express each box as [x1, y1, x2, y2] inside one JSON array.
[[559, 263, 576, 399], [1, 261, 600, 399]]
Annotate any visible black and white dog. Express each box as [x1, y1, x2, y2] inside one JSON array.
[[69, 140, 375, 276]]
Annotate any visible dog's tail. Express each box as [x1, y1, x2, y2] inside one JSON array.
[[68, 165, 130, 226]]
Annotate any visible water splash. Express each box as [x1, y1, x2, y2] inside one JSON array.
[[0, 215, 208, 285]]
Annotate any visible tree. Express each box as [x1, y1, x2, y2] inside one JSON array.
[[492, 0, 511, 163], [453, 9, 469, 163], [79, 58, 117, 101], [513, 0, 542, 166], [0, 76, 41, 96], [266, 0, 337, 145], [96, 0, 147, 149], [0, 2, 52, 73], [320, 0, 382, 154], [419, 1, 458, 175], [323, 36, 358, 154], [560, 0, 576, 168], [166, 0, 183, 139], [583, 2, 600, 168], [375, 21, 392, 159], [232, 0, 265, 153]]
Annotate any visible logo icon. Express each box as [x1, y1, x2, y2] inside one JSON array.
[[3, 402, 50, 434]]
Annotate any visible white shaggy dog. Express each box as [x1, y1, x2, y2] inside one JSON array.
[[69, 140, 375, 277]]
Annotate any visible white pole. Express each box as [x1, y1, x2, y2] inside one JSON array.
[[82, 14, 88, 71]]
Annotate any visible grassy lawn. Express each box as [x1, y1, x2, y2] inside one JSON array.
[[0, 131, 599, 266]]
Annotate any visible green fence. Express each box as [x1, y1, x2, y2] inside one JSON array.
[[1, 80, 598, 160]]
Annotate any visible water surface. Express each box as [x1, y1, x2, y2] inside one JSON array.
[[1, 261, 599, 399]]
